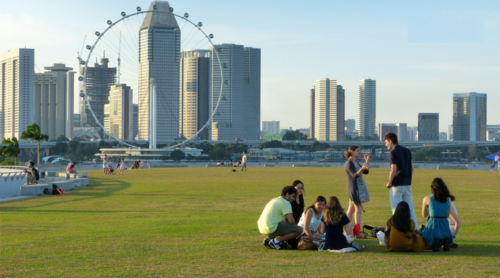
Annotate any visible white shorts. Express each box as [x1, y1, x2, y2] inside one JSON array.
[[103, 163, 108, 169]]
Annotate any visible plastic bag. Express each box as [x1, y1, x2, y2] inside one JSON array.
[[376, 231, 386, 246]]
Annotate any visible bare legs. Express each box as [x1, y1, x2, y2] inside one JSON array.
[[271, 227, 303, 242], [346, 203, 362, 225]]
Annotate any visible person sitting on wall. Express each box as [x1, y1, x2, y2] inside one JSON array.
[[67, 162, 77, 174]]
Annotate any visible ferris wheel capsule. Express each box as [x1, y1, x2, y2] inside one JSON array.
[[137, 6, 141, 11], [80, 61, 86, 65], [107, 20, 112, 25], [184, 13, 189, 18], [86, 45, 92, 50], [80, 93, 85, 97], [153, 5, 157, 10], [121, 11, 126, 17], [198, 22, 203, 27], [169, 7, 174, 12], [209, 34, 214, 39], [78, 76, 84, 81], [95, 31, 101, 36]]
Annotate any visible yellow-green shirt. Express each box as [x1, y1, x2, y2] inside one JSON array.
[[257, 196, 293, 234]]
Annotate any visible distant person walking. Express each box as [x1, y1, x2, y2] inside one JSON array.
[[103, 154, 109, 174], [241, 151, 247, 172], [384, 132, 418, 227], [119, 158, 125, 175]]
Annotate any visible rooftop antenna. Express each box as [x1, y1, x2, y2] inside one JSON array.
[[117, 31, 121, 84]]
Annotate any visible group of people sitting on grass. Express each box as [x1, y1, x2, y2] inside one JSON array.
[[257, 132, 461, 252]]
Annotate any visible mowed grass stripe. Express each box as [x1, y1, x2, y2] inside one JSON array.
[[1, 168, 500, 277]]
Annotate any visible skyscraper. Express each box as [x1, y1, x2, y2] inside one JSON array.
[[133, 104, 138, 140], [313, 79, 344, 141], [210, 44, 261, 141], [345, 119, 355, 133], [359, 79, 376, 140], [395, 123, 408, 142], [82, 57, 116, 134], [179, 49, 211, 140], [107, 84, 133, 140], [262, 121, 280, 135], [448, 125, 453, 141], [138, 1, 180, 141], [453, 92, 487, 141], [377, 123, 398, 141], [34, 63, 75, 140], [418, 113, 439, 141], [0, 48, 35, 140], [309, 88, 315, 139]]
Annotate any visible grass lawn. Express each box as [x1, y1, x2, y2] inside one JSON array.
[[1, 167, 500, 277]]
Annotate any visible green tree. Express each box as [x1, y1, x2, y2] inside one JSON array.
[[413, 147, 442, 162], [57, 135, 69, 141], [283, 131, 296, 141], [259, 140, 282, 149], [0, 157, 16, 165], [170, 150, 185, 161], [311, 141, 330, 151], [21, 123, 49, 167], [0, 137, 21, 165]]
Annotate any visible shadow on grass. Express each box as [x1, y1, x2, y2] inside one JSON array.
[[361, 242, 500, 257], [1, 177, 132, 211]]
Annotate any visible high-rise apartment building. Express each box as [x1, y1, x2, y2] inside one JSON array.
[[34, 64, 75, 140], [358, 79, 376, 140], [395, 123, 408, 142], [309, 88, 315, 139], [81, 57, 116, 134], [418, 113, 439, 141], [377, 123, 398, 141], [448, 125, 453, 141], [133, 104, 138, 140], [107, 84, 133, 140], [453, 93, 487, 141], [210, 44, 261, 141], [179, 49, 211, 140], [0, 48, 35, 140], [262, 121, 280, 135], [313, 79, 344, 141], [138, 1, 180, 141]]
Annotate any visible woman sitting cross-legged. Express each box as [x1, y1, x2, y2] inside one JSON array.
[[421, 178, 455, 251], [298, 196, 326, 238], [317, 196, 356, 251], [384, 201, 426, 252]]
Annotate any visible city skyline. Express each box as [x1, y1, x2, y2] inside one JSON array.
[[1, 0, 499, 134]]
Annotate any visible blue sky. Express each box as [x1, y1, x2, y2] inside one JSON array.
[[1, 0, 499, 133]]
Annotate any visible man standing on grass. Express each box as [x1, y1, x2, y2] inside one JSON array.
[[258, 186, 303, 250], [384, 132, 418, 227], [241, 151, 247, 172]]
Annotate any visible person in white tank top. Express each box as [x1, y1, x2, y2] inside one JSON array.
[[298, 196, 326, 238]]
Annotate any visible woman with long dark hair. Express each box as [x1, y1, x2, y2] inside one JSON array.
[[344, 146, 370, 238], [421, 178, 455, 250], [384, 201, 426, 252], [298, 196, 326, 238], [290, 180, 305, 223], [318, 196, 354, 250]]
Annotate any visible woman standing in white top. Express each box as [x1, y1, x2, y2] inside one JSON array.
[[298, 196, 327, 238]]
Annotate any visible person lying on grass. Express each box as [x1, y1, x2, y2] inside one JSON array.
[[317, 196, 355, 251], [384, 201, 426, 252], [298, 196, 326, 238], [258, 186, 304, 251]]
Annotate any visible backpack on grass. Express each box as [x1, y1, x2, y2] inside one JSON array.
[[363, 224, 385, 238], [52, 184, 67, 195], [43, 188, 51, 195]]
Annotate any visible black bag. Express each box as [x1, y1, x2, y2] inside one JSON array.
[[33, 168, 40, 181], [363, 225, 385, 238], [43, 188, 51, 195], [52, 184, 61, 195]]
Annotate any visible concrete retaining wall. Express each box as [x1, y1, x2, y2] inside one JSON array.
[[0, 171, 26, 199]]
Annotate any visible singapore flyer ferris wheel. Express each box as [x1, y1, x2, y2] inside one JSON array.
[[79, 1, 223, 149]]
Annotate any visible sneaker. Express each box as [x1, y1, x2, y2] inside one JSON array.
[[263, 238, 272, 249], [269, 240, 282, 250]]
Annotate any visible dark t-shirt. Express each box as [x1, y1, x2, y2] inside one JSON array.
[[290, 200, 304, 224], [389, 145, 412, 186], [322, 214, 350, 250]]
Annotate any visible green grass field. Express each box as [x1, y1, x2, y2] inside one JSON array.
[[1, 167, 500, 277]]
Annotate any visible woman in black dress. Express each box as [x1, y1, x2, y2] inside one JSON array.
[[344, 146, 370, 238], [290, 180, 305, 223]]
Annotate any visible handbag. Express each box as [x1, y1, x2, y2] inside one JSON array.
[[356, 177, 370, 203], [298, 237, 318, 250]]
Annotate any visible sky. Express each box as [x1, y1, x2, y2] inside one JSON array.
[[1, 0, 499, 133]]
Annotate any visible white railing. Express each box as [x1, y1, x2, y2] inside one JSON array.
[[0, 168, 25, 198], [0, 166, 26, 170]]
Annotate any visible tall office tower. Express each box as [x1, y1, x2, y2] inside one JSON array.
[[262, 121, 280, 134], [453, 92, 487, 141], [82, 57, 116, 134], [309, 88, 315, 139], [395, 123, 408, 142], [179, 49, 211, 140], [313, 79, 344, 141], [210, 44, 261, 140], [34, 64, 75, 140], [0, 48, 35, 141], [448, 125, 453, 141], [103, 104, 110, 135], [359, 79, 376, 140], [138, 1, 180, 142], [345, 119, 355, 132], [242, 47, 261, 140], [407, 126, 418, 141], [418, 113, 439, 141], [377, 123, 398, 141], [107, 84, 133, 140], [133, 104, 138, 140]]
